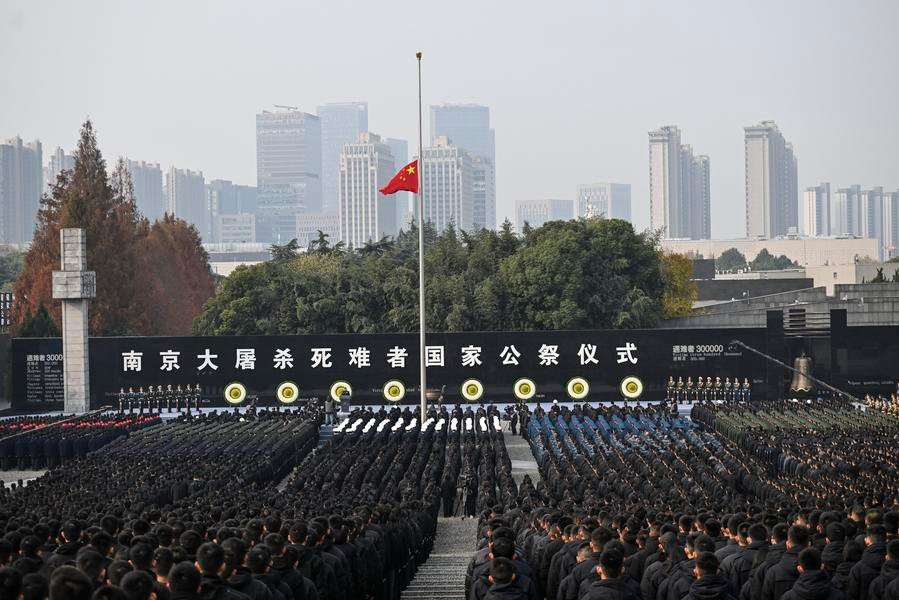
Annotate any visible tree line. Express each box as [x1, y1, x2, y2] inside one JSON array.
[[192, 218, 697, 335]]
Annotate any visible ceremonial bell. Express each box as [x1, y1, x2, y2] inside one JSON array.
[[789, 350, 814, 393]]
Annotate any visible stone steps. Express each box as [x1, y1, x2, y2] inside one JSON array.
[[401, 517, 478, 600]]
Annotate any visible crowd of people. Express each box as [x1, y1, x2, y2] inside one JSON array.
[[463, 400, 899, 600], [0, 414, 159, 471], [1, 394, 897, 600]]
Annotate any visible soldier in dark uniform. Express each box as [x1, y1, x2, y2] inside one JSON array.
[[667, 376, 675, 402], [118, 387, 127, 413], [742, 378, 751, 402], [165, 384, 175, 413], [724, 377, 733, 402], [676, 377, 685, 403], [194, 384, 202, 411], [686, 377, 695, 404]]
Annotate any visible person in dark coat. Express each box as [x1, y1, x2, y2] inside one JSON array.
[[781, 548, 844, 600], [687, 552, 737, 600], [848, 526, 888, 600], [169, 562, 204, 600], [481, 558, 534, 600], [762, 526, 810, 600], [865, 539, 899, 600], [581, 550, 641, 600], [196, 543, 251, 600]]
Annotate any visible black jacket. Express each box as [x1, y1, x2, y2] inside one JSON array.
[[762, 549, 801, 600], [229, 568, 273, 600], [687, 574, 737, 600], [848, 543, 887, 600], [581, 576, 641, 600], [199, 574, 252, 600], [781, 571, 845, 600], [867, 560, 899, 600]]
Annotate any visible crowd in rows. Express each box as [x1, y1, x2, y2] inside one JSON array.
[[462, 400, 899, 600], [0, 404, 518, 600], [0, 414, 159, 471]]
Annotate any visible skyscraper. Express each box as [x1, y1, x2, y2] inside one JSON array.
[[832, 185, 862, 237], [801, 183, 831, 237], [744, 121, 799, 238], [0, 137, 42, 244], [166, 167, 207, 237], [126, 160, 166, 222], [649, 126, 710, 239], [338, 133, 397, 249], [418, 136, 474, 233], [256, 108, 321, 243], [385, 137, 411, 229], [44, 147, 75, 192], [430, 104, 495, 230], [515, 199, 573, 232], [317, 102, 368, 215], [884, 190, 899, 260], [690, 155, 711, 240], [576, 183, 632, 221]]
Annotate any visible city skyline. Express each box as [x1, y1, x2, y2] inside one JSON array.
[[2, 1, 896, 240]]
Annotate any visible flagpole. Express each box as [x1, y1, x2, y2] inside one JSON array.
[[416, 51, 427, 429]]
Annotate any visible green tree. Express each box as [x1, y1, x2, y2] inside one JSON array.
[[17, 302, 60, 337], [892, 268, 899, 283], [496, 218, 664, 330], [870, 267, 887, 283], [749, 248, 798, 271], [270, 239, 300, 262], [715, 247, 747, 272], [0, 247, 24, 292]]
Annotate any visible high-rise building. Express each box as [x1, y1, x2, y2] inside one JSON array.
[[166, 167, 207, 238], [126, 160, 165, 222], [649, 127, 710, 239], [861, 187, 884, 246], [801, 183, 831, 237], [0, 137, 42, 244], [44, 147, 75, 192], [256, 108, 321, 243], [832, 185, 862, 237], [385, 137, 411, 229], [338, 133, 397, 249], [430, 104, 495, 230], [744, 121, 799, 238], [471, 157, 495, 230], [207, 180, 257, 242], [884, 190, 899, 260], [317, 102, 368, 215], [690, 155, 711, 240], [576, 183, 632, 221], [215, 214, 256, 244], [418, 136, 474, 233], [515, 199, 573, 232], [296, 213, 341, 250]]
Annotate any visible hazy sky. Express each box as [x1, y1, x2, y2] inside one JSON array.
[[2, 0, 897, 239]]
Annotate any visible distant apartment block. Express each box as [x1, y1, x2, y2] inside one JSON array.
[[576, 183, 631, 222], [515, 199, 574, 232]]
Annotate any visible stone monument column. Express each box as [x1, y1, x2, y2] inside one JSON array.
[[51, 229, 96, 413]]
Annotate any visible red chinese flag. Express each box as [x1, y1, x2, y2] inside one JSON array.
[[379, 160, 419, 195]]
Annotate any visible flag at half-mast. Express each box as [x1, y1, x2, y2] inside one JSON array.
[[379, 160, 419, 195]]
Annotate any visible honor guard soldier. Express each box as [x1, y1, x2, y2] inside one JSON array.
[[667, 376, 675, 401], [137, 386, 147, 414], [724, 377, 733, 402], [742, 377, 751, 402], [696, 377, 705, 403], [127, 387, 136, 413], [165, 384, 174, 413], [714, 376, 723, 401], [118, 388, 126, 413], [175, 385, 184, 413], [676, 376, 685, 403], [194, 383, 202, 411], [686, 376, 695, 403]]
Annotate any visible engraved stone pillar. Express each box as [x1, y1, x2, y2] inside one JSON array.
[[51, 229, 96, 413]]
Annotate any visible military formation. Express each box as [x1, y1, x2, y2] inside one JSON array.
[[665, 377, 752, 403], [117, 385, 204, 413], [462, 400, 899, 600], [0, 394, 898, 600]]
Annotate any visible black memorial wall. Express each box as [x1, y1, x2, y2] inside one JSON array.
[[12, 328, 770, 409]]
